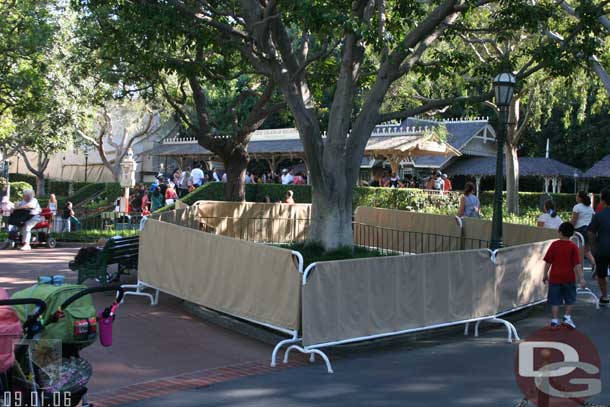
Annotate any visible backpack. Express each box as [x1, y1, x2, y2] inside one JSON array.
[[11, 284, 97, 349]]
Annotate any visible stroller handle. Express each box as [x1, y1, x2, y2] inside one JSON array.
[[61, 285, 125, 311], [45, 285, 125, 326], [0, 298, 47, 317]]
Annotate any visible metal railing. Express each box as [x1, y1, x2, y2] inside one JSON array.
[[52, 211, 142, 242], [353, 222, 489, 255]]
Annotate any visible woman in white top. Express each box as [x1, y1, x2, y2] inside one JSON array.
[[572, 191, 596, 269], [537, 200, 563, 229]]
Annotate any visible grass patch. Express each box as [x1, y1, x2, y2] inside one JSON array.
[[281, 242, 395, 267]]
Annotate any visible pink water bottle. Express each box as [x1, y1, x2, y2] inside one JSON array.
[[98, 309, 115, 347]]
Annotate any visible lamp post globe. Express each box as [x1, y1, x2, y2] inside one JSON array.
[[490, 72, 517, 251]]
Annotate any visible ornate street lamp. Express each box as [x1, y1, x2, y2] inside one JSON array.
[[490, 72, 517, 250]]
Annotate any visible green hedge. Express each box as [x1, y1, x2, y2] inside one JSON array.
[[65, 183, 106, 206], [8, 174, 94, 198], [154, 183, 459, 214], [479, 191, 577, 212]]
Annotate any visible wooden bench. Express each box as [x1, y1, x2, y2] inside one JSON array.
[[70, 236, 140, 285]]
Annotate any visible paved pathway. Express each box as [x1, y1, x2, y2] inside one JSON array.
[[2, 248, 609, 407], [120, 298, 610, 407], [0, 248, 276, 402]]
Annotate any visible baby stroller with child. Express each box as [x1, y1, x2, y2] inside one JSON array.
[[0, 283, 124, 406], [5, 207, 57, 249]]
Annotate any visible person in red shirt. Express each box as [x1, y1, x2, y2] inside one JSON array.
[[543, 222, 586, 328], [442, 174, 452, 192]]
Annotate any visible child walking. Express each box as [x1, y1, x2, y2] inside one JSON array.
[[543, 222, 586, 328]]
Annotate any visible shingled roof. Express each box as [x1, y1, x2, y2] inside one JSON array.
[[446, 157, 582, 177], [401, 118, 490, 168], [583, 154, 610, 178]]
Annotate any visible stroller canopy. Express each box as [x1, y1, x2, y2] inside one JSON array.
[[0, 288, 23, 373]]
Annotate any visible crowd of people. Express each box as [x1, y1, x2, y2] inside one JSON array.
[[365, 170, 453, 192]]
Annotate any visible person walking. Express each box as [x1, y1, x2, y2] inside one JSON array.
[[457, 182, 480, 218], [543, 222, 585, 328], [284, 190, 295, 204], [537, 200, 563, 229], [61, 201, 80, 232], [442, 174, 452, 192], [588, 188, 610, 306], [572, 191, 597, 271], [384, 172, 403, 188], [14, 190, 41, 251], [191, 165, 204, 187], [165, 182, 178, 206]]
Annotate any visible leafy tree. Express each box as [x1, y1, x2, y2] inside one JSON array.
[[0, 0, 54, 118], [76, 101, 159, 182], [176, 0, 527, 249], [72, 1, 284, 201]]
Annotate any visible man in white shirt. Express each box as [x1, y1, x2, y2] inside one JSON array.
[[281, 168, 294, 185], [191, 165, 205, 187], [14, 189, 41, 251]]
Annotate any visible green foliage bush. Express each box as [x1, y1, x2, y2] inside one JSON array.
[[479, 191, 576, 212], [66, 183, 106, 206], [103, 183, 122, 202], [9, 182, 33, 201]]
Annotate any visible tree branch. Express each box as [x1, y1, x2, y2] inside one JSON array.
[[378, 92, 492, 122]]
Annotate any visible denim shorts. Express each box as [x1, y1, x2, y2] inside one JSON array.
[[548, 283, 577, 306]]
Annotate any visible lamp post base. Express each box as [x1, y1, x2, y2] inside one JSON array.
[[490, 239, 504, 251]]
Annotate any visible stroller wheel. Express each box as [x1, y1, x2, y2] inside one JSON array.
[[47, 237, 57, 248]]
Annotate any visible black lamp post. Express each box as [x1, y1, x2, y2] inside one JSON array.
[[490, 72, 517, 250], [84, 147, 90, 183]]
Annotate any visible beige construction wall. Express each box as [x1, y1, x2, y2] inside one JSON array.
[[356, 207, 558, 250], [193, 201, 311, 242], [302, 241, 553, 347], [138, 219, 302, 330]]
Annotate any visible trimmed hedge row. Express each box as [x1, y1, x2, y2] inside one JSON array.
[[152, 182, 581, 217], [479, 191, 577, 212], [8, 173, 92, 197], [155, 183, 459, 213]]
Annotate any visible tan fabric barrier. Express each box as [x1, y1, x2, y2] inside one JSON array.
[[302, 249, 497, 347], [302, 240, 556, 347], [193, 201, 311, 242], [356, 207, 558, 248], [139, 219, 301, 330], [354, 207, 463, 252], [494, 240, 553, 313], [461, 217, 558, 247]]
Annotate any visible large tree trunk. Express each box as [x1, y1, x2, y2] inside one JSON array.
[[308, 179, 354, 249], [505, 145, 519, 215], [222, 148, 248, 202], [35, 174, 45, 196]]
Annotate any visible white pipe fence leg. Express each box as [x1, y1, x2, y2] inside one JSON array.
[[271, 335, 301, 367]]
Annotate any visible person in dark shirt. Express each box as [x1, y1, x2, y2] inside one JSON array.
[[588, 188, 610, 306]]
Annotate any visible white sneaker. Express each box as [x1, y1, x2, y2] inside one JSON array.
[[19, 244, 32, 251], [563, 316, 576, 329]]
